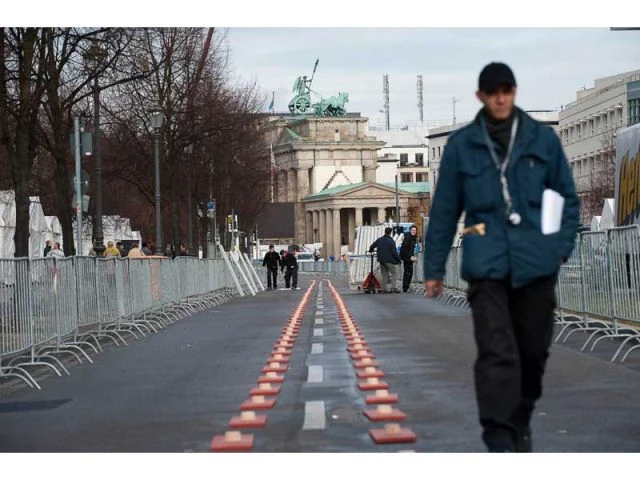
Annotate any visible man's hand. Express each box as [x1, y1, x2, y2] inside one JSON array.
[[424, 279, 443, 298], [410, 256, 416, 262]]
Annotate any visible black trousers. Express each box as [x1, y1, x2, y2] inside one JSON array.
[[467, 274, 557, 452], [284, 267, 298, 288], [402, 261, 414, 291], [266, 267, 278, 288]]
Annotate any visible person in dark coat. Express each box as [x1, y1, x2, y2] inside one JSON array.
[[283, 248, 298, 290], [262, 244, 283, 290], [369, 227, 401, 293], [400, 224, 419, 292], [424, 62, 579, 453]]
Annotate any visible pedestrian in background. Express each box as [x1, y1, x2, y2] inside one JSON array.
[[400, 224, 419, 292], [283, 248, 298, 290], [104, 241, 120, 257], [369, 227, 401, 293], [43, 240, 52, 257], [141, 242, 153, 256], [262, 244, 282, 290], [423, 62, 579, 452]]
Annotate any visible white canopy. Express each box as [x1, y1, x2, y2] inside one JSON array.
[[600, 198, 616, 231]]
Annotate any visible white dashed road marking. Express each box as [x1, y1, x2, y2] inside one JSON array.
[[307, 365, 324, 383], [303, 400, 326, 430], [311, 343, 324, 354]]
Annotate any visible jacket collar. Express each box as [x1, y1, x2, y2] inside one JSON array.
[[468, 106, 538, 150]]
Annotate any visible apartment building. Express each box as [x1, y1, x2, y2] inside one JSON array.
[[559, 69, 640, 220]]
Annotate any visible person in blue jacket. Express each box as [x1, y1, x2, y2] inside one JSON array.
[[424, 62, 579, 453]]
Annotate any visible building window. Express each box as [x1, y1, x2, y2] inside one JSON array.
[[603, 114, 608, 131], [437, 146, 441, 157], [415, 153, 424, 166], [432, 147, 436, 159], [416, 172, 428, 182], [399, 153, 408, 166], [629, 99, 640, 126], [589, 119, 594, 136], [577, 124, 581, 140], [400, 173, 413, 183]]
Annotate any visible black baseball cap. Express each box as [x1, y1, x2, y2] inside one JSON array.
[[478, 62, 517, 92]]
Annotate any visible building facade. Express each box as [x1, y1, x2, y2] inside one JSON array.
[[427, 110, 559, 192], [558, 69, 640, 221], [367, 127, 431, 185], [265, 114, 430, 258]]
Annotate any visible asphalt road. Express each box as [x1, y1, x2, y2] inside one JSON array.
[[1, 274, 639, 453]]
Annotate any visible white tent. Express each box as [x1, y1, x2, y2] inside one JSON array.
[[600, 198, 616, 231], [29, 197, 49, 258], [590, 215, 602, 232], [0, 190, 16, 258], [45, 216, 63, 247]]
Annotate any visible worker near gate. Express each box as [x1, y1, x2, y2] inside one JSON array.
[[400, 224, 419, 292], [423, 62, 579, 453], [369, 227, 402, 293], [262, 244, 283, 290]]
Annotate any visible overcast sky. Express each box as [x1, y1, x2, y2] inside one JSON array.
[[225, 27, 640, 128], [8, 3, 640, 129]]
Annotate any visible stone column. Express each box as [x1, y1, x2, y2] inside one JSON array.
[[305, 211, 313, 244], [378, 207, 386, 224], [277, 170, 288, 202], [332, 208, 341, 260], [295, 168, 310, 244], [319, 209, 327, 253], [325, 207, 334, 259], [287, 169, 297, 202], [312, 210, 320, 243], [355, 207, 363, 228], [347, 209, 356, 252]]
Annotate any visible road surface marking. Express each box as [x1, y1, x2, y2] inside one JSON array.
[[303, 400, 326, 430], [313, 328, 324, 337], [311, 343, 324, 354], [307, 365, 324, 383]]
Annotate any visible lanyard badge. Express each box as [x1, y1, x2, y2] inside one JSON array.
[[481, 115, 521, 225]]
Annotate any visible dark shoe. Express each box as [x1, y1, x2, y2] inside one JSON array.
[[515, 428, 532, 453]]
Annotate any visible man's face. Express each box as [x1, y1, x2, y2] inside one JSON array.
[[410, 227, 417, 236], [476, 85, 516, 121]]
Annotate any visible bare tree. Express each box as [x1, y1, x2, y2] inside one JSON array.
[[0, 28, 48, 257], [582, 128, 617, 223]]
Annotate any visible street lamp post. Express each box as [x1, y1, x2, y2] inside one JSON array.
[[148, 104, 164, 255], [84, 44, 107, 257]]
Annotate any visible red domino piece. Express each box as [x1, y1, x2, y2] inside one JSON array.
[[211, 431, 254, 452], [356, 368, 385, 379], [364, 405, 407, 422], [228, 412, 267, 429], [250, 383, 281, 395], [240, 395, 276, 410], [262, 363, 288, 373], [369, 424, 416, 444], [354, 359, 380, 369], [270, 349, 292, 357], [358, 379, 389, 391], [258, 373, 285, 383], [365, 390, 399, 404], [351, 351, 376, 360]]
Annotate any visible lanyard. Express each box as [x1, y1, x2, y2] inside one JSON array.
[[480, 115, 520, 223]]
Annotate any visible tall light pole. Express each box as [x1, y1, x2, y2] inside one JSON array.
[[148, 103, 164, 255], [84, 43, 107, 257]]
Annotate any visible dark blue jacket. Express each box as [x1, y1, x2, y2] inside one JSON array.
[[370, 234, 401, 265], [424, 108, 580, 288]]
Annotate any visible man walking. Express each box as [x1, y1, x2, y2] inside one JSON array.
[[423, 62, 579, 453], [283, 248, 298, 290], [262, 244, 282, 290], [400, 224, 419, 292], [369, 227, 401, 293]]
